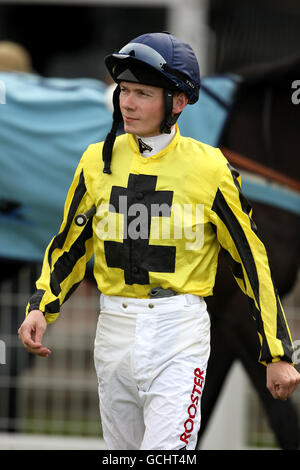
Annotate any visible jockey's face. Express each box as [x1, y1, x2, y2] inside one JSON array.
[[119, 81, 165, 137]]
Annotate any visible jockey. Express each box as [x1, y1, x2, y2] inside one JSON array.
[[18, 32, 300, 450]]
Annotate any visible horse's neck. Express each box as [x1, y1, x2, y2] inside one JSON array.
[[221, 82, 299, 185]]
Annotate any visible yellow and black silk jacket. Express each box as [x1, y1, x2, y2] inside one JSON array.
[[26, 125, 294, 365]]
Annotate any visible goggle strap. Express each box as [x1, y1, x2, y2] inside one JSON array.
[[162, 63, 196, 91], [102, 88, 123, 174]]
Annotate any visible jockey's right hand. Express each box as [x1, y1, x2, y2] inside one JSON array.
[[18, 309, 51, 357]]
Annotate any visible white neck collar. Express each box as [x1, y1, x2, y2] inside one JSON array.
[[136, 126, 176, 157]]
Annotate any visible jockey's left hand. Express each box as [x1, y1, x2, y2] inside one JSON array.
[[267, 361, 300, 400]]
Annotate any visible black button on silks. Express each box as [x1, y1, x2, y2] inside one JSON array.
[[136, 192, 144, 200], [132, 266, 139, 273]]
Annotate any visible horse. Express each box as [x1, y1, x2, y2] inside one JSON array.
[[196, 54, 300, 450]]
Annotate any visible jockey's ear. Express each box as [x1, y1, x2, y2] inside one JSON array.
[[172, 92, 188, 115]]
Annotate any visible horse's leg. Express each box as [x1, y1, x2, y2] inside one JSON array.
[[197, 250, 242, 446], [225, 291, 300, 449]]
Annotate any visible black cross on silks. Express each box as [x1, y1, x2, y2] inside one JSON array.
[[104, 174, 176, 285]]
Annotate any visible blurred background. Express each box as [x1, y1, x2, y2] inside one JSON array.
[[0, 0, 299, 450]]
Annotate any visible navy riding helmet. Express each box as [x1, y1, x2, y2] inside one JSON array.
[[102, 32, 201, 174]]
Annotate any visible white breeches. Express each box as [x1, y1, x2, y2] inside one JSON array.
[[94, 293, 211, 450]]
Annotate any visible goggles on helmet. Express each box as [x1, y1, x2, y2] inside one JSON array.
[[113, 42, 166, 70], [107, 42, 198, 104]]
